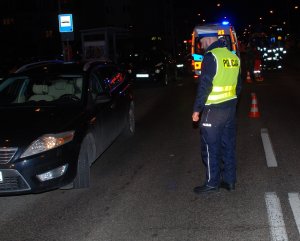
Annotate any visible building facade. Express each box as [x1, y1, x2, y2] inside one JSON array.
[[0, 0, 176, 62]]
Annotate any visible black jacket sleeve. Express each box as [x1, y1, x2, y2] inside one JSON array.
[[193, 52, 216, 113]]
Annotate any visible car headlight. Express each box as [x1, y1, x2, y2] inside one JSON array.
[[21, 131, 75, 158]]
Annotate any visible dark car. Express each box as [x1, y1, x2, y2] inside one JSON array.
[[126, 49, 177, 86], [0, 59, 135, 195], [175, 53, 194, 78]]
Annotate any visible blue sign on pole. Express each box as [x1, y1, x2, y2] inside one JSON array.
[[58, 14, 73, 33]]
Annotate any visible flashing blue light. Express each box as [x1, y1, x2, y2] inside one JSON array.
[[222, 21, 230, 26]]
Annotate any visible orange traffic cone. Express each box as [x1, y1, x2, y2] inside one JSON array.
[[246, 71, 253, 83], [249, 92, 260, 118]]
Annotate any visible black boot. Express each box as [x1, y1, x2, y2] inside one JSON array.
[[193, 185, 219, 194], [220, 181, 235, 191]]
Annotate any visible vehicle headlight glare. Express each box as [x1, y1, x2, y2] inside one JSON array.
[[21, 131, 75, 158]]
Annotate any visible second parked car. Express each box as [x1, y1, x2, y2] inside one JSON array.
[[125, 48, 177, 86]]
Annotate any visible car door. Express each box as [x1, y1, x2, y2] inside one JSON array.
[[88, 68, 116, 156], [105, 65, 130, 134]]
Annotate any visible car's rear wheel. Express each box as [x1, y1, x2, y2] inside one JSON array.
[[73, 134, 96, 189]]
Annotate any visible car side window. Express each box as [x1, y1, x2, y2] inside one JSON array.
[[103, 66, 124, 92], [89, 72, 104, 100], [96, 67, 112, 92], [0, 76, 29, 104], [109, 66, 123, 90]]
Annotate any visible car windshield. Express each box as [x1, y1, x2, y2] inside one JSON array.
[[0, 74, 84, 106], [127, 49, 167, 65]]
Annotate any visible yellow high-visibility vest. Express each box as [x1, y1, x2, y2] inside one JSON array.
[[206, 47, 240, 105]]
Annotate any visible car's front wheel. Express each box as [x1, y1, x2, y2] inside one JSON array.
[[73, 134, 96, 189]]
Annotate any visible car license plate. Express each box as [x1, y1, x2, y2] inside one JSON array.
[[0, 171, 3, 183]]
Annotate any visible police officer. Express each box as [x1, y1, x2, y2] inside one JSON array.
[[192, 33, 242, 194]]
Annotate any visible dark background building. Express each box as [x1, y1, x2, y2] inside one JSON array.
[[0, 0, 176, 63], [0, 0, 299, 67]]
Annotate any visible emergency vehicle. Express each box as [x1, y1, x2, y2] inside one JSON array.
[[251, 30, 287, 71], [191, 22, 239, 77]]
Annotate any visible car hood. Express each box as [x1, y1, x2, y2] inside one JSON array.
[[0, 105, 86, 146]]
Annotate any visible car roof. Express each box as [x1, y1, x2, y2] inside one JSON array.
[[14, 59, 114, 75]]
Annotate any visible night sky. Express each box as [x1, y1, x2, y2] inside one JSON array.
[[174, 0, 299, 33], [0, 0, 299, 66]]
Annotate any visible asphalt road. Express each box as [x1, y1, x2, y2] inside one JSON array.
[[1, 54, 300, 241]]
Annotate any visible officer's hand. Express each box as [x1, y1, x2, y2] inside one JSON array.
[[192, 112, 200, 122]]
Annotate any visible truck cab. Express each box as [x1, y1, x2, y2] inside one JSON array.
[[191, 22, 239, 76]]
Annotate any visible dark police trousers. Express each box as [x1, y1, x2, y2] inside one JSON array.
[[200, 104, 237, 187]]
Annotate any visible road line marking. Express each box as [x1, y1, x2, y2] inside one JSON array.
[[265, 192, 289, 241], [288, 193, 300, 235], [261, 128, 278, 167]]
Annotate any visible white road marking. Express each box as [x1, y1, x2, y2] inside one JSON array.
[[288, 193, 300, 235], [265, 192, 289, 241], [261, 128, 278, 167]]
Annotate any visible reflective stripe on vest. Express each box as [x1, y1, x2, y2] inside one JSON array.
[[207, 87, 236, 101], [205, 47, 240, 105], [211, 85, 235, 92]]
